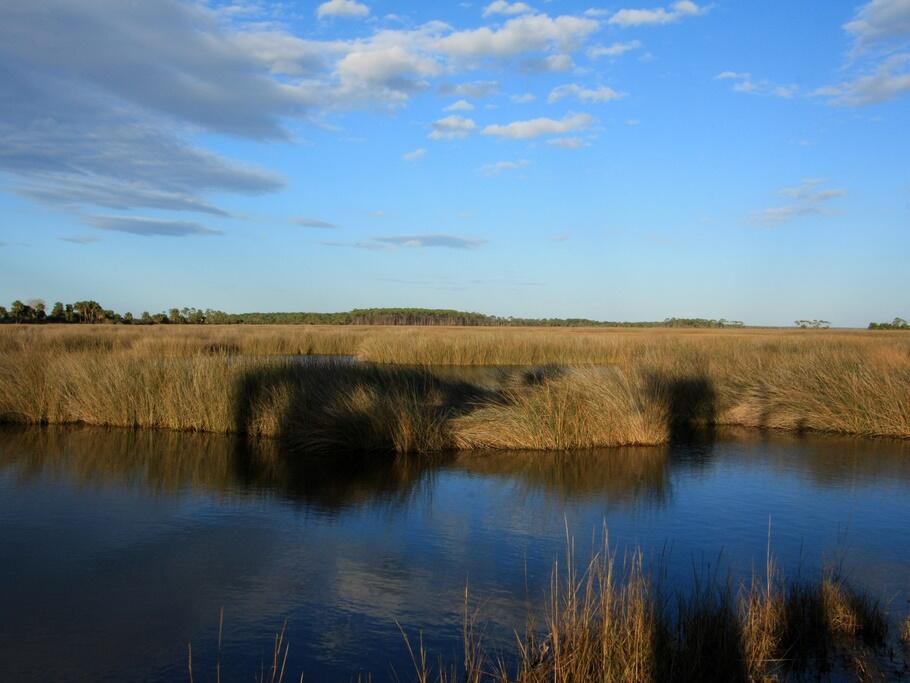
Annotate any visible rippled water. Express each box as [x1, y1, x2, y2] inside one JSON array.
[[0, 425, 908, 682]]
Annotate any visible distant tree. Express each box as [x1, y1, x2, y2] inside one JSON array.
[[73, 300, 104, 324], [168, 308, 183, 324], [123, 312, 134, 324], [64, 304, 74, 322], [140, 311, 152, 324], [0, 306, 7, 322], [10, 300, 28, 322], [50, 302, 65, 321]]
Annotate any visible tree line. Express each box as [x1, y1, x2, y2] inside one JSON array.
[[0, 300, 752, 328], [868, 318, 909, 330]]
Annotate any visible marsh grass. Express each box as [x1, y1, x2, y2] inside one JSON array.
[[402, 545, 898, 683], [1, 325, 909, 449]]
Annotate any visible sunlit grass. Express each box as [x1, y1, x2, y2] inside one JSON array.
[[1, 325, 908, 448]]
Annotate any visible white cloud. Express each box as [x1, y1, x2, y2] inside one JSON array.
[[482, 1, 533, 17], [546, 136, 586, 148], [316, 0, 370, 19], [440, 80, 501, 98], [844, 0, 910, 51], [752, 179, 847, 227], [483, 113, 593, 139], [609, 1, 707, 26], [403, 147, 427, 161], [435, 14, 599, 58], [444, 99, 475, 111], [548, 83, 625, 103], [429, 114, 477, 139], [480, 159, 531, 175], [716, 71, 799, 99], [587, 40, 642, 58], [510, 92, 536, 103], [584, 8, 611, 18], [337, 45, 441, 97], [812, 53, 910, 105]]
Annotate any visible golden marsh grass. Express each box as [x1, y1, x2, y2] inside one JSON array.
[[1, 325, 908, 449]]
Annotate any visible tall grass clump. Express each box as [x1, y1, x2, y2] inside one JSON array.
[[452, 367, 669, 449]]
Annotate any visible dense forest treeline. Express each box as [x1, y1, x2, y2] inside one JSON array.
[[0, 299, 754, 327]]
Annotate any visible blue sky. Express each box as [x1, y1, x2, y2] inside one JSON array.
[[0, 0, 908, 326]]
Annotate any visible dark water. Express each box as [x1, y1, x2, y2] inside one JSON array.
[[1, 426, 909, 682]]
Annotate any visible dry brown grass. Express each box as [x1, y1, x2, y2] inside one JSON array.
[[397, 542, 898, 683], [1, 325, 908, 448]]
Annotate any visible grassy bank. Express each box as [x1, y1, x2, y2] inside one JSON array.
[[1, 326, 908, 449], [195, 545, 907, 682]]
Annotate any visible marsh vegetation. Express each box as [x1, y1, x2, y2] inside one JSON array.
[[1, 325, 908, 450]]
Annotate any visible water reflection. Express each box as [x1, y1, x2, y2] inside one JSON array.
[[1, 425, 909, 683]]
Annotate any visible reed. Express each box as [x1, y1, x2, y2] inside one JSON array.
[[1, 325, 908, 448], [404, 546, 897, 682]]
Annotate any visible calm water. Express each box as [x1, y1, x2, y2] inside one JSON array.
[[1, 425, 909, 681]]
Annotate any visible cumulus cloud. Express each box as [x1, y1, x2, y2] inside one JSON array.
[[482, 1, 534, 17], [316, 0, 370, 19], [483, 113, 593, 138], [295, 217, 339, 228], [548, 83, 625, 103], [444, 99, 475, 111], [429, 115, 477, 139], [715, 71, 799, 99], [609, 1, 708, 26], [373, 234, 487, 248], [812, 53, 910, 105], [479, 159, 531, 175], [587, 40, 642, 58], [88, 215, 222, 236], [752, 179, 847, 227], [435, 14, 599, 58], [511, 92, 536, 103], [403, 147, 427, 161]]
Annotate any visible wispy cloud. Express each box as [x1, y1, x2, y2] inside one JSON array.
[[59, 235, 102, 244], [439, 81, 500, 98], [326, 233, 486, 249], [587, 40, 642, 58], [295, 217, 339, 228], [483, 113, 593, 139], [546, 136, 587, 148], [812, 53, 910, 105], [88, 215, 222, 236], [843, 0, 910, 52], [716, 71, 799, 99], [403, 147, 427, 161], [609, 1, 708, 27], [548, 83, 625, 103], [479, 159, 531, 176], [374, 234, 486, 248], [752, 179, 848, 227]]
